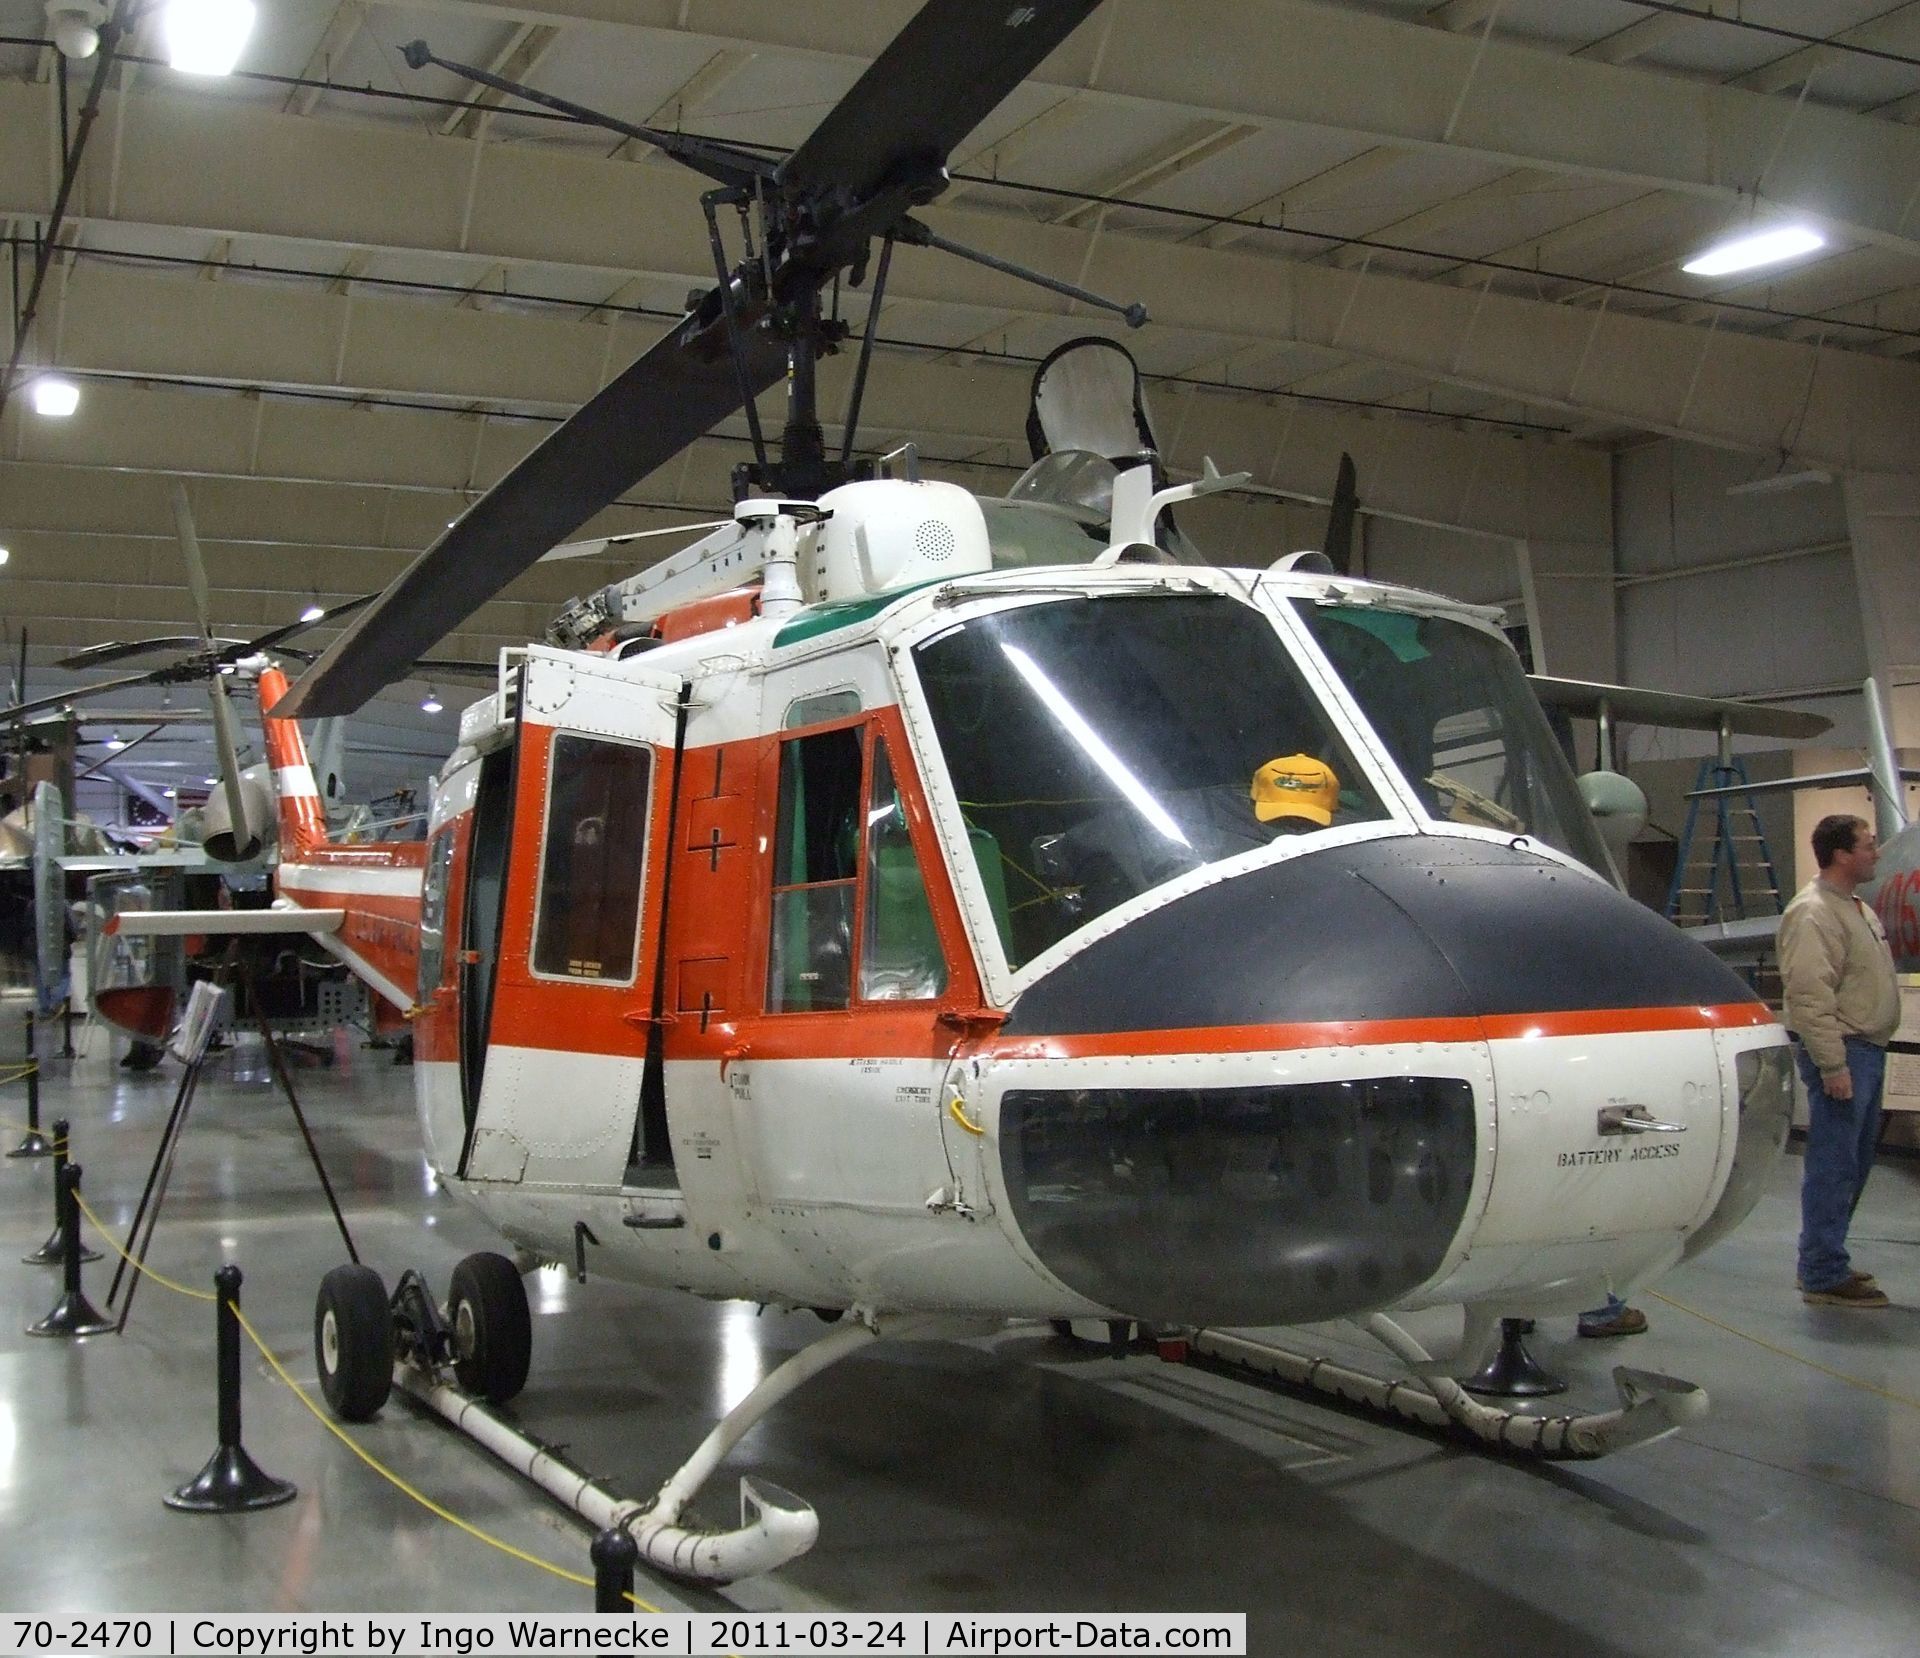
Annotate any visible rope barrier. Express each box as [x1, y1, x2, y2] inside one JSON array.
[[2, 1125, 66, 1152], [1647, 1288, 1920, 1413], [72, 1190, 216, 1302], [66, 1189, 664, 1610], [0, 1062, 42, 1086]]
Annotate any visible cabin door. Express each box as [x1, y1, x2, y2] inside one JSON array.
[[462, 649, 685, 1188]]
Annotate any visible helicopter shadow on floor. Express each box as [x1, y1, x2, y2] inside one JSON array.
[[518, 1303, 1710, 1657]]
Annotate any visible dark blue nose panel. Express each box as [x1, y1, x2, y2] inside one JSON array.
[[1001, 834, 1756, 1036], [996, 835, 1758, 1325], [1002, 1075, 1476, 1326]]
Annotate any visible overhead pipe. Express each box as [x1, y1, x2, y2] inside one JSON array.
[[1, 0, 135, 422]]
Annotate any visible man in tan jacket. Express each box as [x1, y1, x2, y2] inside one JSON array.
[[1778, 813, 1900, 1307]]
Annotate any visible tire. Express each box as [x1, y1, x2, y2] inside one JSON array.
[[448, 1252, 532, 1405], [315, 1264, 393, 1421]]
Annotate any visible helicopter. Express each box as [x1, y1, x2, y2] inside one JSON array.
[[97, 0, 1796, 1584]]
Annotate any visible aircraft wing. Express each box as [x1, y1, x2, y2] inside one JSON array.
[[1684, 913, 1780, 964], [106, 906, 345, 937], [1686, 767, 1920, 802], [1528, 677, 1831, 740]]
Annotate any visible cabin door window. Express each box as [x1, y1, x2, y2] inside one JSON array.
[[532, 733, 653, 983]]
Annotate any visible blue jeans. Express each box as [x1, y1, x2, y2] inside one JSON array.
[[1796, 1036, 1886, 1292]]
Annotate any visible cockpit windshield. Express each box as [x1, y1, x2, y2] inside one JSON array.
[[1294, 601, 1611, 875], [912, 594, 1388, 970]]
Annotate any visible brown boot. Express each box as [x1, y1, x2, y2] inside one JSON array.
[[1801, 1277, 1891, 1307]]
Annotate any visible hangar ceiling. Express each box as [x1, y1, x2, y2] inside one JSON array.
[[3, 0, 1919, 811]]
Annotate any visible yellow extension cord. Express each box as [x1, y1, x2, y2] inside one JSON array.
[[1647, 1287, 1920, 1413], [64, 1189, 664, 1611]]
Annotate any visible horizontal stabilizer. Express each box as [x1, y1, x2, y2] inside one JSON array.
[[106, 907, 345, 938], [1528, 677, 1830, 740], [1686, 767, 1920, 802]]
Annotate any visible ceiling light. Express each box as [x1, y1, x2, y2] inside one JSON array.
[[1682, 225, 1825, 278], [30, 376, 79, 417], [0, 546, 9, 567], [161, 0, 255, 77], [107, 732, 124, 749], [203, 775, 218, 785], [163, 787, 177, 799], [299, 600, 326, 623], [420, 688, 443, 715], [47, 2, 104, 59]]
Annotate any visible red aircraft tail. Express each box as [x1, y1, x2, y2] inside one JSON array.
[[256, 664, 329, 859]]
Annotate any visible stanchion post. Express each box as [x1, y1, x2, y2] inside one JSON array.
[[25, 1164, 115, 1338], [591, 1527, 638, 1613], [166, 1265, 297, 1513], [6, 1010, 48, 1159], [24, 1118, 98, 1266]]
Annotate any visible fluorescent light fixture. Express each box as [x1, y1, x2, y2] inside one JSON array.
[[30, 376, 79, 417], [1727, 468, 1833, 499], [299, 601, 326, 623], [0, 546, 9, 567], [421, 688, 444, 715], [162, 0, 255, 76], [203, 775, 219, 786], [1682, 225, 1825, 278]]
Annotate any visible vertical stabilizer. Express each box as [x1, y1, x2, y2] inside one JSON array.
[[1862, 676, 1908, 841], [256, 665, 329, 858]]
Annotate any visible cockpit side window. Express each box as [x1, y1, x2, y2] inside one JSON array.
[[860, 738, 949, 1002], [913, 594, 1387, 970], [768, 725, 863, 1012], [1294, 603, 1611, 874], [766, 723, 954, 1009]]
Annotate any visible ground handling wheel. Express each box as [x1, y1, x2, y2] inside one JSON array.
[[315, 1263, 394, 1421], [448, 1251, 532, 1405]]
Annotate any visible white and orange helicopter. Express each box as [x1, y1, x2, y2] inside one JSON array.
[[98, 0, 1800, 1584]]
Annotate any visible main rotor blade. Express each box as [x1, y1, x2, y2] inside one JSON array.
[[0, 670, 176, 725], [207, 673, 257, 857], [170, 482, 219, 645], [274, 300, 788, 719], [235, 592, 376, 660], [779, 0, 1105, 204], [1322, 453, 1358, 577], [170, 480, 256, 853], [57, 636, 246, 672]]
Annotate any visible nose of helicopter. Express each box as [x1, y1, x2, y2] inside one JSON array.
[[990, 834, 1769, 1326]]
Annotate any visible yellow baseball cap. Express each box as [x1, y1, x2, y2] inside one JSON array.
[[1251, 753, 1339, 827]]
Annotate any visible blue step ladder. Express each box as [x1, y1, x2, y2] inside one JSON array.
[[1664, 753, 1786, 926]]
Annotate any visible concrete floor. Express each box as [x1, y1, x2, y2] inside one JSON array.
[[2, 1006, 1918, 1653]]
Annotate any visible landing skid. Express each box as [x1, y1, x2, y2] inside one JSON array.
[[1177, 1315, 1707, 1460], [357, 1289, 968, 1585]]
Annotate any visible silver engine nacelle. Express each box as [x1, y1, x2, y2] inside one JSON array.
[[200, 772, 273, 863]]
